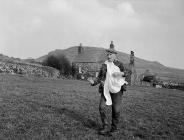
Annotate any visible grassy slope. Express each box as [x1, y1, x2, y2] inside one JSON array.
[[0, 74, 184, 140]]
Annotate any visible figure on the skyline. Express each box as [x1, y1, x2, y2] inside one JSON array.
[[129, 51, 137, 85]]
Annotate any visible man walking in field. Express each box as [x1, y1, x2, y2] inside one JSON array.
[[89, 41, 127, 135]]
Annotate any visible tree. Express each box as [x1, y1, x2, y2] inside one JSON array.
[[43, 55, 72, 77]]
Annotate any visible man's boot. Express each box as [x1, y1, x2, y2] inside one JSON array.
[[99, 125, 109, 135]]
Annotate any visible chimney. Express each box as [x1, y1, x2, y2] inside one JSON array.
[[110, 41, 114, 49], [78, 43, 84, 54]]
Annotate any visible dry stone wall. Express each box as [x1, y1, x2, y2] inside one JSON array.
[[0, 60, 60, 78]]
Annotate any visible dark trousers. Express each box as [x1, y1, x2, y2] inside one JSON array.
[[99, 91, 123, 129]]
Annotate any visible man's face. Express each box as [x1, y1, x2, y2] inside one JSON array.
[[107, 52, 116, 62]]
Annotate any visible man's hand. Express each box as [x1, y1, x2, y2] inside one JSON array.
[[100, 81, 104, 86]]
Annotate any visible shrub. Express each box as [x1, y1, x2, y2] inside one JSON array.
[[43, 55, 72, 77]]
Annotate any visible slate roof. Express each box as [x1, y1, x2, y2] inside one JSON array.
[[73, 47, 107, 63]]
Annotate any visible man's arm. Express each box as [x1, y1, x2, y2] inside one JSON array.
[[91, 63, 106, 86]]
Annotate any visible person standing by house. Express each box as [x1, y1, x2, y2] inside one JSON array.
[[88, 41, 128, 135]]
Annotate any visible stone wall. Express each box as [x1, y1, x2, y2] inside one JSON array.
[[0, 60, 60, 78]]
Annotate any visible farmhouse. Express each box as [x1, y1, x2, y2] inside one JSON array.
[[72, 43, 133, 84], [72, 43, 107, 79]]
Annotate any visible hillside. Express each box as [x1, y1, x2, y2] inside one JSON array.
[[36, 46, 184, 82], [0, 74, 183, 139]]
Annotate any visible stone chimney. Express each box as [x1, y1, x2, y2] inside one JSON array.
[[78, 43, 84, 54], [110, 41, 115, 49]]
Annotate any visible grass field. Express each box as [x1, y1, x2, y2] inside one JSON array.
[[0, 74, 184, 140]]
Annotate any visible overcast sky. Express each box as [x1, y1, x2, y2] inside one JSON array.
[[0, 0, 184, 69]]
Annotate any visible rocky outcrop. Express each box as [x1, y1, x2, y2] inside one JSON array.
[[0, 60, 60, 78]]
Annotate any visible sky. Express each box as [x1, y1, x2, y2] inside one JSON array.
[[0, 0, 184, 69]]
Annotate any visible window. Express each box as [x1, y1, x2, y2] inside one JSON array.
[[79, 66, 82, 73], [95, 72, 99, 77]]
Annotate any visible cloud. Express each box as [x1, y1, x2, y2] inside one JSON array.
[[117, 2, 135, 15], [0, 0, 146, 58], [0, 0, 141, 43], [46, 0, 142, 47], [49, 0, 140, 28], [0, 0, 184, 69], [49, 0, 73, 14]]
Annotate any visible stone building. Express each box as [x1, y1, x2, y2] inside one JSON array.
[[72, 44, 107, 79]]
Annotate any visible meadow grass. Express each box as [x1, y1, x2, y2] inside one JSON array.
[[0, 74, 184, 140]]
